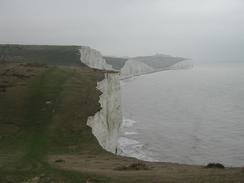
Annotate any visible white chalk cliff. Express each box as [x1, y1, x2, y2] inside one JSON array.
[[80, 46, 122, 153], [87, 73, 122, 153], [80, 46, 113, 70], [120, 59, 154, 79], [79, 46, 192, 154], [118, 55, 192, 79]]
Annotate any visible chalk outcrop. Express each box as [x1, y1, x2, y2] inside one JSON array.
[[80, 46, 113, 70]]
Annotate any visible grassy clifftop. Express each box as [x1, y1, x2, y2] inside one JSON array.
[[0, 44, 84, 66]]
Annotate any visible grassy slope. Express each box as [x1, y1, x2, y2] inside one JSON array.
[[0, 63, 110, 182]]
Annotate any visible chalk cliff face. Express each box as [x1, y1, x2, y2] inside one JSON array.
[[105, 54, 192, 79], [79, 46, 122, 153], [80, 46, 113, 70], [120, 59, 154, 78], [87, 73, 122, 153]]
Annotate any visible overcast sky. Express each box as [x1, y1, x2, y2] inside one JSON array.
[[0, 0, 243, 62]]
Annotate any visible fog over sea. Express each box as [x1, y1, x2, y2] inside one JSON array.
[[119, 63, 244, 167]]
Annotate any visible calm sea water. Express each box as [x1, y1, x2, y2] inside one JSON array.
[[119, 64, 244, 167]]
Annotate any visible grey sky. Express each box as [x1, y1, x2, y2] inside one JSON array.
[[0, 0, 243, 62]]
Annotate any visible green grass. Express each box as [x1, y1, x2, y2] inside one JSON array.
[[0, 44, 84, 66], [0, 64, 110, 182]]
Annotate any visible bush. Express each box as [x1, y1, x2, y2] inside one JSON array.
[[205, 163, 225, 169]]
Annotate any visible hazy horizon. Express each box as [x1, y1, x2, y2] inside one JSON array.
[[0, 0, 243, 63]]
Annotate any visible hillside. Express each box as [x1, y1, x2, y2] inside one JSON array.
[[0, 45, 243, 183], [0, 63, 109, 182]]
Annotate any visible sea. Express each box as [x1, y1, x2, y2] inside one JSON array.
[[118, 63, 244, 167]]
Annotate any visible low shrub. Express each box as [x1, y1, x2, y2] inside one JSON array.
[[205, 163, 225, 169], [115, 162, 149, 171], [55, 159, 65, 163]]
